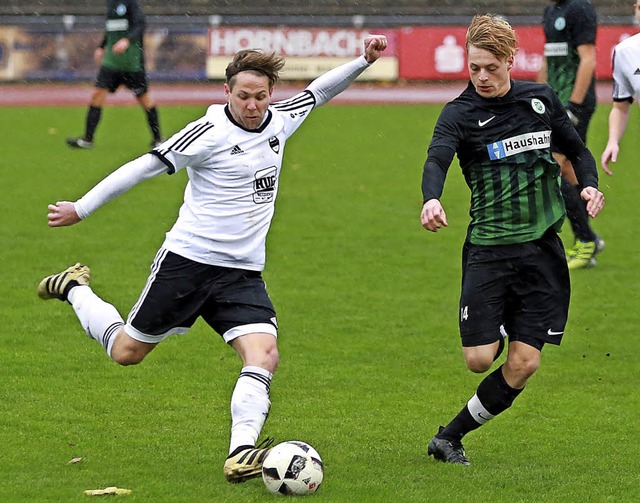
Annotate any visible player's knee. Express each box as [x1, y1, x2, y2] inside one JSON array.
[[260, 342, 280, 373], [253, 340, 280, 373], [464, 353, 493, 373], [111, 348, 146, 366], [506, 354, 540, 380], [89, 89, 107, 107], [109, 333, 154, 366]]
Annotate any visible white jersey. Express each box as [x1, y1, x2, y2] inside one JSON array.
[[74, 55, 373, 272], [611, 32, 640, 103], [153, 92, 314, 270]]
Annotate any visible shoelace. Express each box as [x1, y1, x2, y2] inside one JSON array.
[[444, 439, 468, 462], [256, 437, 275, 450]]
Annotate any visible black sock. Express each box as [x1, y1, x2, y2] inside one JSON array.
[[561, 178, 596, 242], [146, 106, 161, 141], [475, 365, 523, 415], [438, 366, 523, 442], [85, 106, 102, 142]]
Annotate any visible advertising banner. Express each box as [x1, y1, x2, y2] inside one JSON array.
[[1, 23, 638, 83], [397, 25, 640, 81], [207, 27, 399, 81], [0, 26, 207, 82]]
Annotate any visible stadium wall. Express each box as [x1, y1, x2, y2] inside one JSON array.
[[0, 20, 637, 83]]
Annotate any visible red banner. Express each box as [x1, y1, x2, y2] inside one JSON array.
[[397, 25, 640, 81]]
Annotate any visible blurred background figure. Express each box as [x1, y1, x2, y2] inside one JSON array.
[[538, 0, 604, 270], [601, 1, 640, 175], [67, 0, 162, 149]]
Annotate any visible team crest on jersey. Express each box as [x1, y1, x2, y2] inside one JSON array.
[[253, 166, 277, 204], [116, 3, 127, 16], [554, 17, 566, 31], [531, 99, 545, 114], [487, 131, 551, 160], [268, 136, 280, 153]]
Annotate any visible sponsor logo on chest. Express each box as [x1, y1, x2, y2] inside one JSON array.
[[253, 166, 277, 204], [544, 42, 569, 57], [106, 19, 129, 31], [486, 131, 551, 160]]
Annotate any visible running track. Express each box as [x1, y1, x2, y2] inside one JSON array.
[[0, 81, 615, 106]]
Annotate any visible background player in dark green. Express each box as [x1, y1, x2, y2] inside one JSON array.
[[420, 14, 604, 465], [538, 0, 603, 269], [67, 0, 162, 149]]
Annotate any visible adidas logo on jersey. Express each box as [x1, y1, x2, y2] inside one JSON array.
[[634, 68, 640, 75], [230, 145, 244, 155]]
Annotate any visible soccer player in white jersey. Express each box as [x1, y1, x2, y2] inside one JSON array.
[[601, 1, 640, 174], [37, 35, 387, 483]]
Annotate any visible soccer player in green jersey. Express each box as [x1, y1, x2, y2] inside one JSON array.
[[539, 0, 603, 269], [67, 0, 162, 149], [420, 14, 604, 465]]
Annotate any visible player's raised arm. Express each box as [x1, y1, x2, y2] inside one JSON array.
[[306, 35, 387, 106], [363, 34, 388, 64]]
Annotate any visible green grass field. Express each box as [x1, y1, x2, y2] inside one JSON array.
[[1, 100, 638, 502]]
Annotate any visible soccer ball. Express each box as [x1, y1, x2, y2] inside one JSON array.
[[261, 441, 324, 495]]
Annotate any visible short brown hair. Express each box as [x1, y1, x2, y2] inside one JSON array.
[[225, 50, 285, 89], [466, 14, 519, 61]]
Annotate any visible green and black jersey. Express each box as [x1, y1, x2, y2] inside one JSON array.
[[100, 0, 146, 72], [542, 0, 597, 108], [422, 80, 598, 246]]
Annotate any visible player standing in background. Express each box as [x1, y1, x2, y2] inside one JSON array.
[[67, 0, 163, 149], [420, 14, 603, 465], [538, 0, 604, 269], [39, 35, 388, 482], [601, 1, 640, 174]]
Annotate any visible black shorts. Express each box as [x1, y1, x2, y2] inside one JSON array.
[[96, 66, 148, 96], [125, 249, 277, 344], [459, 229, 570, 350]]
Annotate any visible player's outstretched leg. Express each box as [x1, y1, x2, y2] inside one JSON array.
[[37, 263, 90, 302], [427, 426, 471, 466], [38, 263, 125, 358]]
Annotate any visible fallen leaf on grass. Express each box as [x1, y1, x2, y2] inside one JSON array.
[[84, 487, 132, 496], [68, 457, 83, 464]]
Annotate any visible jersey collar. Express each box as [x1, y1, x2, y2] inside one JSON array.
[[224, 105, 273, 133]]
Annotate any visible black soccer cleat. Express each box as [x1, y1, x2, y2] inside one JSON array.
[[427, 427, 471, 466]]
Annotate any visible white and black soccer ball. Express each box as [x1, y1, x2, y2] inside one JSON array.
[[261, 441, 324, 495]]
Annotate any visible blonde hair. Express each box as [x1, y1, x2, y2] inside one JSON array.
[[466, 14, 519, 61]]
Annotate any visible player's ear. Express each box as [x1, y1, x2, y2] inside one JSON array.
[[224, 83, 231, 100], [507, 56, 514, 70]]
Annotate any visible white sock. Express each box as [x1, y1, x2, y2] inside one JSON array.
[[229, 366, 272, 455], [67, 285, 124, 358]]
